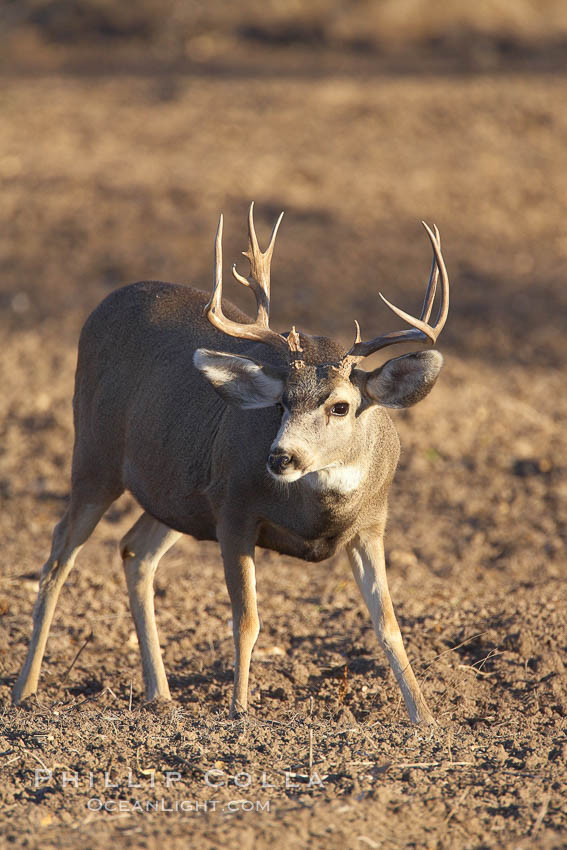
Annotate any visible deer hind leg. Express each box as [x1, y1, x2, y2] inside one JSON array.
[[346, 530, 435, 725], [120, 512, 181, 702], [217, 519, 259, 718], [12, 494, 113, 704]]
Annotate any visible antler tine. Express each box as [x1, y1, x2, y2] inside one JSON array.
[[346, 221, 449, 362], [243, 200, 285, 263], [231, 202, 284, 328], [205, 213, 225, 320], [419, 224, 440, 323], [246, 198, 261, 261], [352, 319, 361, 346], [267, 211, 285, 256], [422, 221, 449, 332], [205, 208, 289, 350]]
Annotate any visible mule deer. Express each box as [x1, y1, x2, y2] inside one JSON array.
[[13, 204, 449, 724]]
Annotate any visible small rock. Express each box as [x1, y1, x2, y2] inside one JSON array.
[[524, 753, 541, 769], [334, 706, 357, 726], [512, 458, 552, 477], [267, 686, 288, 701], [291, 661, 310, 685]]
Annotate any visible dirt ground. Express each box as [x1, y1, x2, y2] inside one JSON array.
[[0, 7, 566, 849]]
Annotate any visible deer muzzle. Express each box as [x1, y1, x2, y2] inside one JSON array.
[[267, 450, 294, 476]]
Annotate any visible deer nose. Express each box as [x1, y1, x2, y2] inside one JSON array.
[[267, 450, 293, 475]]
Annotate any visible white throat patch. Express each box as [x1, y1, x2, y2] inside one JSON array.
[[304, 463, 364, 494]]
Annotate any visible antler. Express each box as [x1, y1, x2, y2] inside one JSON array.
[[204, 203, 289, 350], [346, 222, 449, 363]]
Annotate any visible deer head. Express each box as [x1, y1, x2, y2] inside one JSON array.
[[194, 204, 449, 483]]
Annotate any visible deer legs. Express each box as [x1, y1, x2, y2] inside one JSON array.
[[346, 530, 435, 725], [120, 513, 181, 702], [13, 504, 180, 706], [124, 514, 259, 715], [122, 514, 259, 714], [217, 520, 260, 717], [14, 498, 259, 715], [14, 502, 431, 723], [12, 497, 112, 704]]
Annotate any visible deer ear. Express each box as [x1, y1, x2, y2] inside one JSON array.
[[193, 349, 286, 409], [357, 350, 443, 409]]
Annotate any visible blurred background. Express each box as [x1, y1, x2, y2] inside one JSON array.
[[1, 0, 567, 367]]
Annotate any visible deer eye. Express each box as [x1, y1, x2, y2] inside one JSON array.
[[330, 402, 350, 417]]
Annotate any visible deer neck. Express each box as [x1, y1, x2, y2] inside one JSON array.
[[303, 462, 365, 495]]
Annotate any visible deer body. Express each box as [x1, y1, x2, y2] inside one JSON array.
[[13, 206, 450, 725], [76, 281, 248, 542], [75, 281, 396, 556]]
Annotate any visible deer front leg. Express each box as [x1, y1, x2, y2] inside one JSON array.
[[120, 513, 182, 702], [346, 530, 435, 725], [217, 520, 259, 718]]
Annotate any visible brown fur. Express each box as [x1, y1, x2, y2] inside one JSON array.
[[13, 278, 442, 724]]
